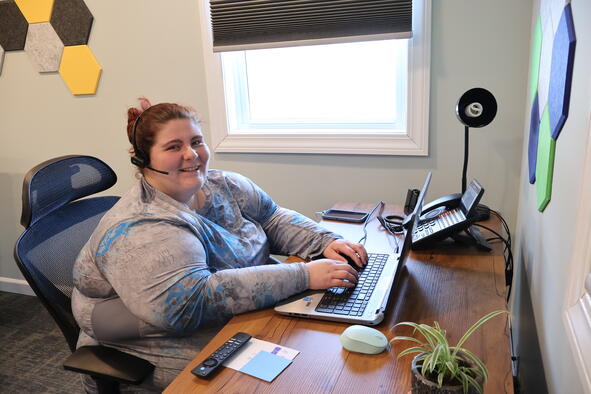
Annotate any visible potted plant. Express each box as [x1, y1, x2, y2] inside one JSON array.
[[391, 310, 509, 394]]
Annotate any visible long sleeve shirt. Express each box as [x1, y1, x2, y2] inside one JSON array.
[[71, 170, 340, 388]]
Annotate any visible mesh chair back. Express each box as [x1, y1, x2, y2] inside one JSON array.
[[14, 155, 119, 352], [20, 155, 117, 228]]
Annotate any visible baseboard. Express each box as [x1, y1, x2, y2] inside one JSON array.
[[0, 277, 35, 296]]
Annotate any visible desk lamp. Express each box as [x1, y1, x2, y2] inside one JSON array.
[[456, 87, 497, 220]]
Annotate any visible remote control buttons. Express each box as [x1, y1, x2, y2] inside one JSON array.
[[202, 358, 218, 367]]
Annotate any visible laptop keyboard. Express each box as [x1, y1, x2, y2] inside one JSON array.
[[315, 253, 389, 316]]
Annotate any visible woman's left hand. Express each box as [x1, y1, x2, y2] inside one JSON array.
[[322, 239, 368, 268]]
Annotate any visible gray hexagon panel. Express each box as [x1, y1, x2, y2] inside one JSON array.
[[50, 0, 94, 46], [25, 23, 64, 72], [0, 1, 29, 51]]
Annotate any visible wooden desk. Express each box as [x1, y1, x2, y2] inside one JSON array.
[[165, 204, 513, 393]]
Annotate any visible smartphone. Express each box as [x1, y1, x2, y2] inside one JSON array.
[[321, 209, 369, 223]]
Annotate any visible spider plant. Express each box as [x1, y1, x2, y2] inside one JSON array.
[[391, 310, 509, 394]]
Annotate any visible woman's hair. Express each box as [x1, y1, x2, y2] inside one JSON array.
[[126, 98, 201, 168]]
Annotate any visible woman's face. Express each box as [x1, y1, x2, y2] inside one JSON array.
[[144, 118, 210, 204]]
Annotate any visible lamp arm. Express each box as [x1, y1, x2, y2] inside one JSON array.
[[462, 125, 469, 194]]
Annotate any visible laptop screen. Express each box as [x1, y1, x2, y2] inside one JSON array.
[[408, 171, 432, 227], [401, 171, 431, 249]]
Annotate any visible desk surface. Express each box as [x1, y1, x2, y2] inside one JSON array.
[[165, 203, 513, 393]]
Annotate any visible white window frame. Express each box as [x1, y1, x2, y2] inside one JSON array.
[[197, 0, 431, 156], [563, 112, 591, 394]]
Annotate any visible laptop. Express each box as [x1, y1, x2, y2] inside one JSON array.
[[274, 172, 432, 326]]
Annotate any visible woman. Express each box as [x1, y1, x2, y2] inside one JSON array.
[[72, 98, 367, 391]]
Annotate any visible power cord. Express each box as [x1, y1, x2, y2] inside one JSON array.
[[357, 201, 384, 245], [472, 209, 514, 301], [376, 203, 402, 253]]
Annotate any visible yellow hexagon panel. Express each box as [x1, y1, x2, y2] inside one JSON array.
[[59, 45, 101, 95], [15, 0, 55, 23]]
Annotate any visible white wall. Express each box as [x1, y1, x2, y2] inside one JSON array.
[[0, 0, 531, 303], [513, 0, 591, 392]]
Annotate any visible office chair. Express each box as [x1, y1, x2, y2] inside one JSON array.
[[13, 155, 154, 393]]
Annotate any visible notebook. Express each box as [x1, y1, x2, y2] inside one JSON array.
[[274, 172, 432, 325]]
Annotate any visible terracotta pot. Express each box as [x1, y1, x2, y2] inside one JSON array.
[[410, 353, 484, 394]]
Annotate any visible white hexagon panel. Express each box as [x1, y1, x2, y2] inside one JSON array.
[[25, 22, 64, 72]]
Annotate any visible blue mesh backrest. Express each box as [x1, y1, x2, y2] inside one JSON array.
[[18, 198, 119, 296], [15, 196, 120, 350], [22, 155, 117, 228]]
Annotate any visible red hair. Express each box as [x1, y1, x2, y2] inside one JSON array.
[[126, 97, 201, 166]]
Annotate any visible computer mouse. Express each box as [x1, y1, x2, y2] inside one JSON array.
[[340, 325, 388, 354], [340, 253, 362, 271]]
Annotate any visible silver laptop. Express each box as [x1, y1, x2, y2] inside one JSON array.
[[274, 172, 432, 326]]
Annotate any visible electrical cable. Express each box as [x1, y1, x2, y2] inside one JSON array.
[[357, 201, 384, 245], [473, 209, 514, 301], [376, 203, 401, 253]]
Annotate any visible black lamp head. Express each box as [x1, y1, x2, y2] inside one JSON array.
[[456, 88, 497, 128]]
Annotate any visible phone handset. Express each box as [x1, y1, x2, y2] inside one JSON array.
[[420, 193, 462, 221]]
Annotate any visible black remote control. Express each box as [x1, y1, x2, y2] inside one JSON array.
[[191, 332, 252, 378]]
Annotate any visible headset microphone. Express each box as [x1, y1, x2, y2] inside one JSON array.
[[146, 166, 169, 175], [130, 110, 169, 175]]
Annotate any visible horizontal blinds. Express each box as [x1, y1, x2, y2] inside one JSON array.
[[210, 0, 412, 52]]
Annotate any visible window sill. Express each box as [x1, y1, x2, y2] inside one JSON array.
[[212, 131, 428, 155]]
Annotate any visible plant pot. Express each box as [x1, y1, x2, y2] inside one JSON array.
[[410, 353, 484, 394]]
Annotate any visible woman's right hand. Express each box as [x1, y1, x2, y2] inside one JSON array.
[[306, 259, 359, 290]]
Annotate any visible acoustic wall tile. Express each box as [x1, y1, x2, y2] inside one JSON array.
[[528, 94, 540, 184], [529, 17, 543, 106], [537, 16, 553, 119], [15, 0, 54, 23], [535, 107, 555, 212], [59, 45, 101, 95], [25, 23, 64, 72], [0, 1, 29, 51], [550, 0, 571, 35], [50, 0, 93, 46], [548, 3, 576, 140], [0, 44, 4, 75]]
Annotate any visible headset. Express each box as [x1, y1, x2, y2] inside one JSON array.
[[130, 109, 169, 175]]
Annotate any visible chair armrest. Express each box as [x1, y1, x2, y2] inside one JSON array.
[[63, 346, 154, 384]]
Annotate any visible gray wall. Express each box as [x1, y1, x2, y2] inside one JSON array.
[[0, 0, 535, 377], [513, 0, 591, 393], [0, 0, 532, 284]]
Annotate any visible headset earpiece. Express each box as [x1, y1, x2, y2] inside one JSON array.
[[130, 114, 148, 169], [129, 109, 170, 175]]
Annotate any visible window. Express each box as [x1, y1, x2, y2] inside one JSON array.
[[197, 0, 431, 155]]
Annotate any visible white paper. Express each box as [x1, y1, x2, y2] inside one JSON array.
[[222, 337, 299, 370]]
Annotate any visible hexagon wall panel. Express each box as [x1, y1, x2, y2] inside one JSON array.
[[25, 23, 64, 72], [0, 1, 29, 51], [535, 108, 555, 212], [15, 0, 54, 23], [548, 3, 576, 139], [50, 0, 93, 46], [0, 44, 4, 75], [536, 16, 553, 118], [528, 17, 542, 107], [528, 94, 540, 184], [59, 45, 101, 95]]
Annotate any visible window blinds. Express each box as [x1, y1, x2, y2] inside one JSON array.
[[209, 0, 413, 52]]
